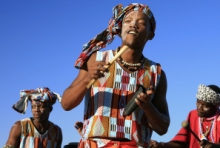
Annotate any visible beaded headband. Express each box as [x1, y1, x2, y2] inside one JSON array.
[[196, 84, 220, 105]]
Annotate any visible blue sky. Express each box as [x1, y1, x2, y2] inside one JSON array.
[[0, 0, 220, 147]]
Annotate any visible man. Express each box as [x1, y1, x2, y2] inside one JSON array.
[[150, 84, 220, 148], [62, 3, 170, 148], [4, 87, 63, 148]]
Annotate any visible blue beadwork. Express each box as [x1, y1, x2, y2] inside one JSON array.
[[199, 117, 215, 142]]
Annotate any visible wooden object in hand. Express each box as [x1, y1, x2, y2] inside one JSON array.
[[86, 45, 128, 89]]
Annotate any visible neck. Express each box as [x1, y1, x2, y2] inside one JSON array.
[[120, 44, 144, 63], [202, 109, 219, 119], [32, 118, 49, 132], [210, 109, 219, 117]]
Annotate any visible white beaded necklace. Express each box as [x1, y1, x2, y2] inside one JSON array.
[[115, 48, 144, 68]]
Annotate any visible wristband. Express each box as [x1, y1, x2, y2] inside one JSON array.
[[3, 145, 15, 148]]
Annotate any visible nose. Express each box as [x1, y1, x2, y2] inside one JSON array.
[[129, 21, 138, 28]]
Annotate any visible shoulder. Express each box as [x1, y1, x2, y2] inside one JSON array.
[[10, 120, 22, 137], [20, 117, 31, 122], [16, 118, 32, 131], [189, 109, 197, 115], [82, 52, 97, 70], [187, 110, 198, 120], [56, 124, 63, 137], [13, 120, 22, 129], [144, 58, 161, 75], [155, 69, 167, 91], [49, 121, 62, 133], [49, 122, 63, 142], [5, 120, 22, 146], [19, 118, 32, 126], [144, 58, 161, 67]]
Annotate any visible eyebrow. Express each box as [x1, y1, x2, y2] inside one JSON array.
[[124, 17, 147, 21]]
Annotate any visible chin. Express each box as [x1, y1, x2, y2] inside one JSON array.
[[123, 41, 134, 47], [123, 38, 139, 46], [34, 118, 41, 123], [198, 113, 204, 117], [124, 42, 141, 49], [34, 117, 45, 123], [197, 111, 206, 117]]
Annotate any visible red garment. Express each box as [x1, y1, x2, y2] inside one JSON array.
[[171, 109, 220, 148]]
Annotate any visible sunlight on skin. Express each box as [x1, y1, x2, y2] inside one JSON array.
[[121, 11, 139, 46], [135, 87, 170, 134], [121, 11, 149, 46], [196, 102, 210, 112]]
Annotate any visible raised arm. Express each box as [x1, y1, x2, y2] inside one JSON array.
[[61, 53, 108, 111], [135, 70, 170, 135], [5, 121, 21, 148]]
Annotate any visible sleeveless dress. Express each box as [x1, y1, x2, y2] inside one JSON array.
[[19, 118, 60, 148], [80, 50, 161, 148]]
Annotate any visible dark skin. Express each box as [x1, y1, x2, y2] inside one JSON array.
[[150, 95, 220, 148], [150, 141, 187, 148], [75, 121, 83, 136], [62, 11, 170, 136], [5, 103, 62, 148], [196, 99, 217, 118]]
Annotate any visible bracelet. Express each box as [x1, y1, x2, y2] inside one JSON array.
[[160, 142, 165, 148], [3, 145, 15, 148]]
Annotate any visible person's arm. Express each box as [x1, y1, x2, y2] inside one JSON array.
[[61, 53, 108, 111], [150, 140, 187, 148], [135, 70, 170, 135], [56, 127, 63, 148], [199, 140, 220, 148], [5, 121, 21, 148]]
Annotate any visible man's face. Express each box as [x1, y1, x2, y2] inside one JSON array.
[[31, 102, 51, 123], [196, 99, 217, 117], [121, 11, 153, 48]]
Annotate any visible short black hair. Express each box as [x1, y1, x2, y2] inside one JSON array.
[[208, 85, 220, 94]]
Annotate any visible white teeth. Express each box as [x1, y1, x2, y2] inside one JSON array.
[[128, 31, 137, 34]]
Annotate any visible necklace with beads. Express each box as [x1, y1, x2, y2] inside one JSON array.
[[199, 109, 219, 143], [200, 118, 213, 138], [199, 117, 214, 142], [115, 47, 145, 71]]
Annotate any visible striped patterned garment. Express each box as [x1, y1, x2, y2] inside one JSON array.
[[19, 118, 60, 148], [79, 50, 161, 148]]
